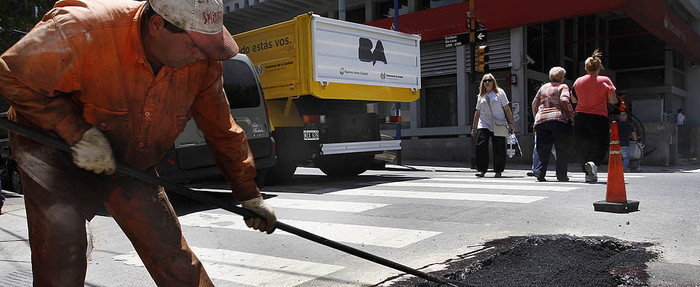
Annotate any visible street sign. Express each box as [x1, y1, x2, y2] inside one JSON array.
[[444, 33, 468, 48], [476, 30, 487, 42]]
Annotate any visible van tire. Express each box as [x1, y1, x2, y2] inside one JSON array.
[[315, 153, 374, 177]]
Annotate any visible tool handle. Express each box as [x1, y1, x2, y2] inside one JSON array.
[[0, 118, 454, 286]]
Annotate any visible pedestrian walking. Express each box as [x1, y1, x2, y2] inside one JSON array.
[[0, 0, 276, 285], [616, 112, 636, 169], [572, 49, 619, 183], [528, 129, 556, 177], [676, 108, 686, 126], [471, 74, 515, 178], [531, 67, 574, 182]]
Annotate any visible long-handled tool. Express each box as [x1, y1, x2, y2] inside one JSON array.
[[0, 118, 459, 287]]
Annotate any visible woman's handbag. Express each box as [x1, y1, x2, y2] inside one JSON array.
[[492, 122, 510, 137], [485, 94, 509, 137]]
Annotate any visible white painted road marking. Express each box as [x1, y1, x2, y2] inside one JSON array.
[[114, 247, 344, 287], [332, 189, 547, 203], [371, 181, 576, 192], [178, 212, 440, 248], [191, 191, 389, 213], [266, 198, 389, 212]]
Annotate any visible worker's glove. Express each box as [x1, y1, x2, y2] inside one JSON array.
[[71, 127, 116, 175], [241, 195, 277, 234]]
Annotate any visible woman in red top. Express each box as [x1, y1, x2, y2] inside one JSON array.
[[572, 50, 619, 183]]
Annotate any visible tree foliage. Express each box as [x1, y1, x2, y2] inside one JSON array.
[[0, 0, 56, 53]]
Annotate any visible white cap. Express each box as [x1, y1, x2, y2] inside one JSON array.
[[150, 0, 237, 60]]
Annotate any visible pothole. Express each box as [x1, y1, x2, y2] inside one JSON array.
[[380, 234, 659, 287]]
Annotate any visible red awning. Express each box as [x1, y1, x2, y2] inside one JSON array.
[[623, 0, 700, 64], [365, 2, 471, 42], [365, 0, 700, 64]]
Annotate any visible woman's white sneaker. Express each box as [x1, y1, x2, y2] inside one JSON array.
[[584, 161, 598, 183]]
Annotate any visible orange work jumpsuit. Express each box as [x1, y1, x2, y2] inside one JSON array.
[[0, 0, 260, 285]]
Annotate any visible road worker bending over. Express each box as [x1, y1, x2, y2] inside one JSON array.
[[0, 0, 276, 285]]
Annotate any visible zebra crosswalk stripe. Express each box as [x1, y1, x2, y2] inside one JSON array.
[[372, 181, 577, 192], [178, 212, 441, 248], [192, 191, 390, 213], [114, 247, 344, 287], [265, 198, 388, 212], [332, 188, 547, 203]]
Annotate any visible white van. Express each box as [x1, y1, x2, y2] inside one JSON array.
[[157, 54, 276, 186]]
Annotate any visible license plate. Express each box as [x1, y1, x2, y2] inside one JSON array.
[[303, 130, 319, 141]]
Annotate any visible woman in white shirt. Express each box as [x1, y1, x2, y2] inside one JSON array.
[[470, 74, 515, 178]]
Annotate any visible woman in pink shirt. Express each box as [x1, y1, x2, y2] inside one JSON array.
[[572, 50, 619, 183]]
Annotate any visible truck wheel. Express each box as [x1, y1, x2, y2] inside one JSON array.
[[316, 153, 374, 177], [265, 161, 297, 185]]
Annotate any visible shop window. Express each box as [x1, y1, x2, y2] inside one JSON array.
[[346, 6, 365, 23], [616, 69, 664, 89], [673, 70, 685, 90], [378, 102, 411, 130], [609, 18, 664, 69], [564, 19, 574, 59], [527, 21, 562, 73], [577, 15, 599, 61], [421, 76, 457, 127], [420, 0, 459, 10], [376, 0, 408, 19], [673, 51, 685, 70]]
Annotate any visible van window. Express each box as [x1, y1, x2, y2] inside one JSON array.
[[223, 60, 261, 109]]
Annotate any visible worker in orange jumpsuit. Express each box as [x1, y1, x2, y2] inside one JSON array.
[[0, 0, 276, 285]]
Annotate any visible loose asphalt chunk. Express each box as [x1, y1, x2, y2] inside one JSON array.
[[381, 234, 658, 287]]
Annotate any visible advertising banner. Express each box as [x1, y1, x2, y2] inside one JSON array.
[[311, 16, 421, 90]]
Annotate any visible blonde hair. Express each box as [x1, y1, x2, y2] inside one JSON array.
[[478, 73, 501, 97], [585, 49, 603, 73], [549, 66, 566, 82]]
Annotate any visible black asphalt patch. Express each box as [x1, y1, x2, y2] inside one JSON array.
[[380, 234, 658, 287]]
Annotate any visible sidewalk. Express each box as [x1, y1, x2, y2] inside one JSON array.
[[0, 190, 32, 286]]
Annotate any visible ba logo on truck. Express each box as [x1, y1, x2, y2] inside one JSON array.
[[358, 38, 387, 65]]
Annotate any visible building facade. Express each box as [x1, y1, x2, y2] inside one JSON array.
[[223, 0, 700, 166]]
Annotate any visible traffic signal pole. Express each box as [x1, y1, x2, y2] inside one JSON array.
[[469, 0, 478, 169], [394, 0, 402, 165]]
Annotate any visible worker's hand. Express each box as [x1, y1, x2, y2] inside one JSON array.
[[71, 127, 116, 175], [241, 195, 277, 234]]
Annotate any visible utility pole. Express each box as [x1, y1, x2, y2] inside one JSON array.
[[394, 0, 402, 165], [469, 0, 477, 169]]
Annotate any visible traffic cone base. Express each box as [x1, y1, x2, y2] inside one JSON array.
[[594, 121, 640, 213], [593, 200, 639, 213]]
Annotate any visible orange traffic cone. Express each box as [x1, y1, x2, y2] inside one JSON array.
[[593, 121, 640, 213]]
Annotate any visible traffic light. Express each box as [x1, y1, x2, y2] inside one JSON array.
[[476, 45, 490, 73]]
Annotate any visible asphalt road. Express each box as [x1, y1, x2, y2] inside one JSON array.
[[3, 161, 700, 286]]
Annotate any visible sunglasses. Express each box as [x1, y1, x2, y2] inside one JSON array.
[[483, 79, 494, 83]]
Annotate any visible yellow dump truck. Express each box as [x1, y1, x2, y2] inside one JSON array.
[[234, 13, 421, 182]]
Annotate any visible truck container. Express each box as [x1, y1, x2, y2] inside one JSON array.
[[234, 13, 421, 182]]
